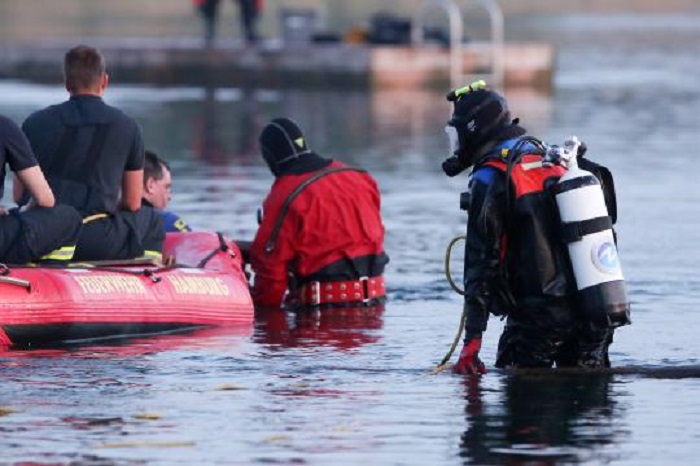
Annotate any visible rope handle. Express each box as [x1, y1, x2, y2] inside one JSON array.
[[432, 236, 468, 373], [445, 236, 466, 295]]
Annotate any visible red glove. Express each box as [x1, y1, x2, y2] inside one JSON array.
[[453, 336, 487, 375]]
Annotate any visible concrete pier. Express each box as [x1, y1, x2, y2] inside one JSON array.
[[0, 38, 553, 90]]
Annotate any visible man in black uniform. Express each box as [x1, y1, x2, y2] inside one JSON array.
[[0, 115, 81, 264], [21, 45, 164, 262]]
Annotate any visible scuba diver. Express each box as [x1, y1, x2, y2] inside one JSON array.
[[443, 81, 631, 374]]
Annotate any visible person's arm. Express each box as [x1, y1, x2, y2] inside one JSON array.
[[3, 115, 46, 207], [120, 120, 145, 212], [12, 173, 25, 205], [14, 166, 55, 208], [463, 169, 509, 334], [453, 168, 508, 375], [119, 169, 143, 212], [249, 195, 296, 309], [250, 228, 293, 308]]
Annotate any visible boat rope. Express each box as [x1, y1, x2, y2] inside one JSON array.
[[445, 236, 466, 296], [434, 302, 467, 373], [196, 232, 233, 269], [0, 263, 32, 291], [0, 238, 235, 288], [0, 275, 32, 291], [433, 235, 467, 373]]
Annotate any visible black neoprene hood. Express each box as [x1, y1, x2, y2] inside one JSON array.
[[259, 117, 310, 171]]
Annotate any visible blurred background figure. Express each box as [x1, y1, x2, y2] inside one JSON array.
[[194, 0, 262, 47], [238, 0, 262, 44], [193, 0, 219, 47]]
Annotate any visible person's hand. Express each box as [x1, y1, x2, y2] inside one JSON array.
[[453, 336, 487, 375]]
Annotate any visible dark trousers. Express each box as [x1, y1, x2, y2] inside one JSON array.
[[198, 0, 259, 45], [495, 306, 614, 369], [73, 207, 164, 261], [238, 0, 259, 43], [198, 0, 219, 46], [0, 205, 82, 264]]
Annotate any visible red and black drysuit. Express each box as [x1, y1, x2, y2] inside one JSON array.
[[463, 138, 614, 368], [250, 154, 388, 309]]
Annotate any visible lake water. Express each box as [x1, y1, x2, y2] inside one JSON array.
[[1, 13, 699, 465]]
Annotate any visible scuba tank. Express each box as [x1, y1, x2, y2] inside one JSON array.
[[546, 137, 631, 327]]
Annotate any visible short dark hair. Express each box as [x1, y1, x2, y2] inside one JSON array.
[[144, 150, 170, 182], [63, 45, 106, 93]]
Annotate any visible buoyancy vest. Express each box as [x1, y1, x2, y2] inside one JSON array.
[[482, 153, 573, 301]]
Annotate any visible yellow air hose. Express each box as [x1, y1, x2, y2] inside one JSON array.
[[433, 235, 467, 373]]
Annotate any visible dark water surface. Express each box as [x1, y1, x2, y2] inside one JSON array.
[[1, 13, 699, 465]]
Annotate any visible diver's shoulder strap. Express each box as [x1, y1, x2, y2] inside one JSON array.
[[264, 166, 366, 254], [578, 156, 618, 224]]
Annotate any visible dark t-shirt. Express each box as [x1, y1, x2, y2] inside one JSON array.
[[22, 95, 144, 215], [0, 115, 39, 199]]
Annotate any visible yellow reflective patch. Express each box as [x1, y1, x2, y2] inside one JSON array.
[[40, 245, 76, 261], [454, 80, 487, 98], [167, 276, 230, 296], [74, 275, 147, 294], [294, 137, 304, 148], [143, 250, 163, 260], [173, 219, 189, 232]]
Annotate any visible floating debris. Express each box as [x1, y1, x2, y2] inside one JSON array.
[[216, 383, 246, 391], [97, 441, 196, 449], [133, 413, 163, 420]]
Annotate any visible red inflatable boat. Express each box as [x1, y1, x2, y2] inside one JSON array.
[[0, 231, 254, 348]]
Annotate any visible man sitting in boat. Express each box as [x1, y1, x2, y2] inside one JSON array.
[[0, 114, 82, 264], [19, 45, 164, 262], [249, 117, 388, 309], [143, 150, 192, 233]]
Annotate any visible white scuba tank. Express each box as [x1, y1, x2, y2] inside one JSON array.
[[549, 137, 631, 327]]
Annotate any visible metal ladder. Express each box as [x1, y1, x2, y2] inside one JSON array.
[[412, 0, 504, 88]]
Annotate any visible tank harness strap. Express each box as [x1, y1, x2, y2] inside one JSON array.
[[480, 137, 546, 307], [561, 216, 613, 243], [264, 166, 367, 254], [552, 175, 599, 194]]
